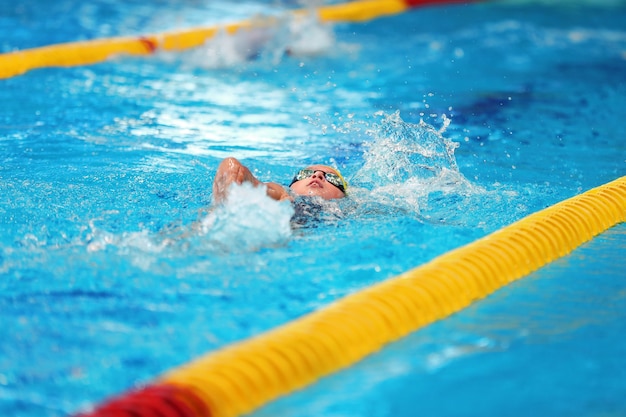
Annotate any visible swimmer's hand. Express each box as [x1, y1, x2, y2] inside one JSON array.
[[266, 182, 294, 202]]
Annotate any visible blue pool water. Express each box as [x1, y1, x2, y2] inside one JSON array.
[[1, 1, 625, 416]]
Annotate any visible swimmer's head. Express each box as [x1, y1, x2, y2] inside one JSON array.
[[289, 165, 347, 200]]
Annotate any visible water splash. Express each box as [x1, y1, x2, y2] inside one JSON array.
[[280, 11, 336, 58], [84, 183, 294, 258], [184, 25, 276, 68], [350, 111, 484, 224], [196, 182, 294, 252], [179, 11, 336, 69]]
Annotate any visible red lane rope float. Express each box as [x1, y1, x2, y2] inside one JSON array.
[[0, 0, 475, 79], [78, 176, 626, 417], [76, 384, 209, 417]]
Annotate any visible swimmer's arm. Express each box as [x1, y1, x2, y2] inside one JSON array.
[[265, 182, 293, 202]]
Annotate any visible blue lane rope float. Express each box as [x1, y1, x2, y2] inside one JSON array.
[[77, 175, 626, 417], [0, 0, 474, 79]]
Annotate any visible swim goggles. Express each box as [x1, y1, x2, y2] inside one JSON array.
[[289, 168, 348, 194]]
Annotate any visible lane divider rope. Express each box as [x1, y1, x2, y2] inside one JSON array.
[[0, 0, 472, 79], [79, 176, 626, 417]]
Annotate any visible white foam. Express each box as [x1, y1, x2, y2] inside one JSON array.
[[197, 182, 294, 252], [178, 10, 337, 69], [350, 111, 484, 220]]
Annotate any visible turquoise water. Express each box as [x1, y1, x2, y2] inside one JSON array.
[[1, 1, 625, 416]]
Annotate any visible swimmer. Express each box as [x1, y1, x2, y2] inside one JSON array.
[[212, 157, 347, 204]]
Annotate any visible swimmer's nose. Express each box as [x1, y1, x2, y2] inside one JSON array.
[[311, 171, 326, 181]]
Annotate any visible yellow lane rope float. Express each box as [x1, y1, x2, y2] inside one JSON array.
[[79, 175, 626, 417], [0, 0, 471, 79]]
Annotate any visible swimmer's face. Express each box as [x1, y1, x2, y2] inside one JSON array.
[[289, 165, 346, 200]]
